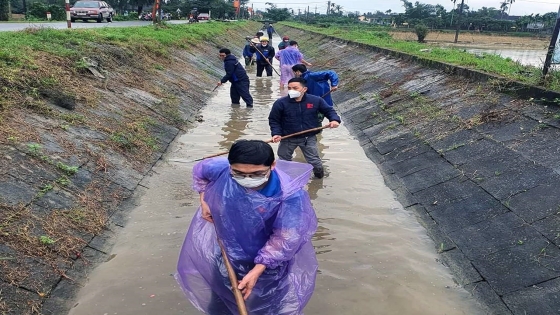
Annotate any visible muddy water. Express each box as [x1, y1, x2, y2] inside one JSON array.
[[462, 47, 547, 67], [67, 48, 485, 314]]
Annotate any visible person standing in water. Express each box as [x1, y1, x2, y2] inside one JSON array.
[[269, 77, 341, 179], [218, 48, 253, 107], [275, 41, 312, 88], [176, 139, 319, 314]]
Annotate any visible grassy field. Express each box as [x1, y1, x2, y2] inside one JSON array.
[[0, 21, 242, 111], [282, 22, 560, 93]]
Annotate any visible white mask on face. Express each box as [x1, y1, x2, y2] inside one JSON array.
[[288, 90, 301, 99], [233, 176, 268, 188]]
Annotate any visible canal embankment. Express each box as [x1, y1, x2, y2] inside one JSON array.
[[276, 24, 560, 314], [1, 20, 559, 315]]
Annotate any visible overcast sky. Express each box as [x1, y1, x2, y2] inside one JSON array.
[[249, 0, 559, 16]]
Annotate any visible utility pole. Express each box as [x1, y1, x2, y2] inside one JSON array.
[[453, 0, 465, 43], [307, 5, 309, 20], [65, 0, 71, 28], [315, 5, 317, 15], [327, 1, 330, 15], [543, 5, 560, 77]]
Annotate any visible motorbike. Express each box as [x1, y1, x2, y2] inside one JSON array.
[[139, 12, 153, 21]]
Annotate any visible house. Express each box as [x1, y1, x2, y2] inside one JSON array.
[[527, 22, 545, 30]]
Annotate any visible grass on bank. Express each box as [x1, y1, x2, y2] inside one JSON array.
[[0, 21, 245, 128], [0, 21, 241, 70], [282, 22, 560, 93]]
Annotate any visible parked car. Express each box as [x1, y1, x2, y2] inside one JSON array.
[[197, 13, 210, 21], [70, 0, 114, 23]]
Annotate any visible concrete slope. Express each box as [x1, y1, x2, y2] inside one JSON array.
[[0, 23, 255, 315], [277, 25, 560, 314]]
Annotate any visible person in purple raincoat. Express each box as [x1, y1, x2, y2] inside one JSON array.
[[176, 140, 318, 315], [275, 41, 312, 88]]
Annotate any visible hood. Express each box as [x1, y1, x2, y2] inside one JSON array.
[[275, 160, 312, 197]]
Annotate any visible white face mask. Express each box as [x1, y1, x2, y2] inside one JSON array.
[[233, 176, 268, 188], [288, 90, 301, 99]]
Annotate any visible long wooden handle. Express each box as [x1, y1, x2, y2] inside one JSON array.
[[247, 40, 281, 76], [194, 125, 330, 162], [268, 125, 328, 142], [218, 239, 249, 315]]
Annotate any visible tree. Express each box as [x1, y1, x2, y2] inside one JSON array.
[[334, 4, 342, 16], [9, 0, 25, 15], [450, 0, 457, 25], [506, 0, 514, 16], [0, 0, 9, 20], [415, 24, 429, 42], [500, 1, 508, 20], [542, 12, 557, 28], [263, 2, 290, 21]]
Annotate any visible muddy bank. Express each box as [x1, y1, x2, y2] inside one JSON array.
[[275, 25, 560, 314], [389, 30, 550, 49], [0, 22, 255, 314]]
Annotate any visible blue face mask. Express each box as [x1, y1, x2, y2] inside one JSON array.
[[232, 176, 268, 188]]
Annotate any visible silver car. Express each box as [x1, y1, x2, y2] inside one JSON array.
[[70, 1, 114, 23]]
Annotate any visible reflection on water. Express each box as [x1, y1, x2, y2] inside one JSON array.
[[174, 33, 485, 315], [464, 47, 547, 67], [313, 224, 335, 255], [218, 105, 250, 151]]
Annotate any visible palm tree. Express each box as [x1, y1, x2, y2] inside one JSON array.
[[500, 1, 508, 20], [507, 0, 515, 16], [334, 4, 343, 15]]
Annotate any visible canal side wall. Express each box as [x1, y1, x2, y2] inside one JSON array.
[[0, 25, 251, 314], [278, 25, 560, 314]]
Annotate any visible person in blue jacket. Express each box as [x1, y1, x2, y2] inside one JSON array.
[[269, 77, 341, 179], [249, 37, 275, 77], [218, 48, 253, 107], [242, 36, 257, 66], [291, 64, 339, 107], [266, 24, 275, 42]]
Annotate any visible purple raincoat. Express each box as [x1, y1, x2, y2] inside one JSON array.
[[176, 157, 318, 315], [276, 46, 304, 86]]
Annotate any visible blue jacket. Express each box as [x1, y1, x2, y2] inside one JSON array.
[[250, 44, 275, 66], [302, 70, 339, 107], [242, 43, 253, 58], [221, 54, 249, 83], [269, 93, 341, 138]]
